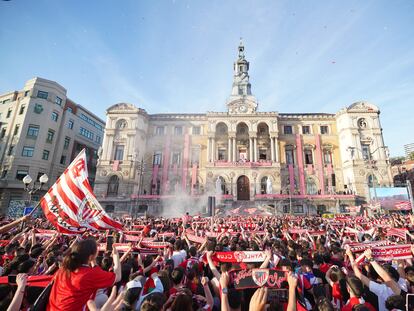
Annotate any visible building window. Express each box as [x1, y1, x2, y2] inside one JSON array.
[[2, 99, 10, 104], [34, 103, 43, 114], [306, 178, 317, 195], [27, 125, 39, 138], [79, 127, 94, 140], [68, 120, 74, 129], [114, 145, 124, 161], [302, 126, 310, 135], [46, 129, 55, 143], [24, 90, 30, 97], [191, 147, 200, 165], [107, 175, 119, 196], [51, 112, 59, 122], [174, 126, 183, 135], [259, 149, 267, 160], [285, 149, 294, 164], [55, 96, 62, 106], [22, 146, 34, 157], [155, 126, 165, 135], [284, 125, 293, 134], [153, 152, 162, 166], [192, 126, 201, 135], [8, 145, 14, 156], [19, 105, 25, 115], [323, 150, 332, 164], [293, 205, 304, 213], [66, 107, 73, 113], [218, 149, 226, 161], [37, 90, 48, 99], [171, 152, 181, 166], [16, 167, 29, 181], [60, 155, 66, 165], [362, 144, 370, 160], [283, 205, 290, 214], [95, 136, 101, 144], [320, 126, 329, 135], [6, 109, 12, 118], [13, 124, 20, 136], [64, 137, 70, 149], [0, 128, 6, 139], [304, 149, 313, 165], [42, 150, 50, 160]]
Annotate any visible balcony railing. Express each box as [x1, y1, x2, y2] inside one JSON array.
[[212, 160, 273, 167]]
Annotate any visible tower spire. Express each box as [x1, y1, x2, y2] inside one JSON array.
[[226, 40, 258, 114]]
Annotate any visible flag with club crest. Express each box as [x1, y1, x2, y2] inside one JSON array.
[[39, 149, 123, 234]]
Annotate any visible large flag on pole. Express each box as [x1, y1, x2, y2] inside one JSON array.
[[40, 149, 123, 234]]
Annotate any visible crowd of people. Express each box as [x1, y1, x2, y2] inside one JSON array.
[[0, 211, 414, 311]]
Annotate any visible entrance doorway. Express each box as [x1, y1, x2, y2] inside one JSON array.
[[237, 175, 250, 200]]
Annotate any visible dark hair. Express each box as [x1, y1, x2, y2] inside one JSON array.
[[352, 305, 371, 311], [385, 294, 405, 310], [18, 260, 35, 273], [171, 293, 193, 311], [141, 292, 166, 311], [62, 238, 97, 272], [171, 267, 185, 285], [317, 297, 334, 311], [382, 264, 399, 282], [101, 256, 113, 271], [228, 288, 242, 309], [346, 276, 364, 298], [300, 258, 313, 268], [189, 246, 197, 257]]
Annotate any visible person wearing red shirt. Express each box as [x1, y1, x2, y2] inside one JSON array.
[[341, 277, 376, 311], [47, 238, 121, 311]]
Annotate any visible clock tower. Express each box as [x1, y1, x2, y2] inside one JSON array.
[[227, 39, 258, 114]]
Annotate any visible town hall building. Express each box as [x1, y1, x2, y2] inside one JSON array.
[[93, 42, 393, 215]]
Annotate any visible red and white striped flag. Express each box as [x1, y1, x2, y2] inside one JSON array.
[[40, 149, 123, 234], [394, 201, 411, 211], [386, 228, 408, 240]]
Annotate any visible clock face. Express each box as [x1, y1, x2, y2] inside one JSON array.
[[239, 105, 247, 113]]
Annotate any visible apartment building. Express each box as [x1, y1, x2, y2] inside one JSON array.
[[0, 77, 104, 214]]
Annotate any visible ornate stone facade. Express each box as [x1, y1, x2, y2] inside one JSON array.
[[94, 42, 392, 215]]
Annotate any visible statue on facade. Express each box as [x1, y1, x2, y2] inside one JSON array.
[[266, 178, 272, 194], [215, 177, 222, 195]]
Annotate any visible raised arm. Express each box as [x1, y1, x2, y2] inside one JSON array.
[[0, 215, 30, 235], [364, 249, 401, 295], [207, 251, 221, 280]]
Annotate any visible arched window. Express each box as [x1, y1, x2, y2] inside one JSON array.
[[107, 175, 119, 196], [261, 176, 268, 194], [306, 178, 317, 195], [367, 175, 378, 187], [116, 119, 127, 129]]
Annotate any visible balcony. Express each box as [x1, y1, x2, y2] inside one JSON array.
[[211, 160, 274, 167], [254, 193, 357, 200]]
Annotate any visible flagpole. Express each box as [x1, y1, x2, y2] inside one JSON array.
[[28, 200, 42, 216], [407, 180, 414, 214]]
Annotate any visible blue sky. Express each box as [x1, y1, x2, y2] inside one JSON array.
[[0, 0, 413, 156]]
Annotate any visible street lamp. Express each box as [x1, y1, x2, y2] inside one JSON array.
[[22, 174, 48, 203]]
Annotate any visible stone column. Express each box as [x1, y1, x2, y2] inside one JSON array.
[[253, 138, 258, 162], [211, 138, 215, 162], [233, 138, 237, 162], [249, 138, 253, 161], [106, 134, 114, 160], [275, 137, 280, 162], [228, 137, 232, 162], [207, 138, 211, 162], [270, 137, 275, 161]]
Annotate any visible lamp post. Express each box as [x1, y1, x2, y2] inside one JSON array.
[[22, 174, 48, 208]]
